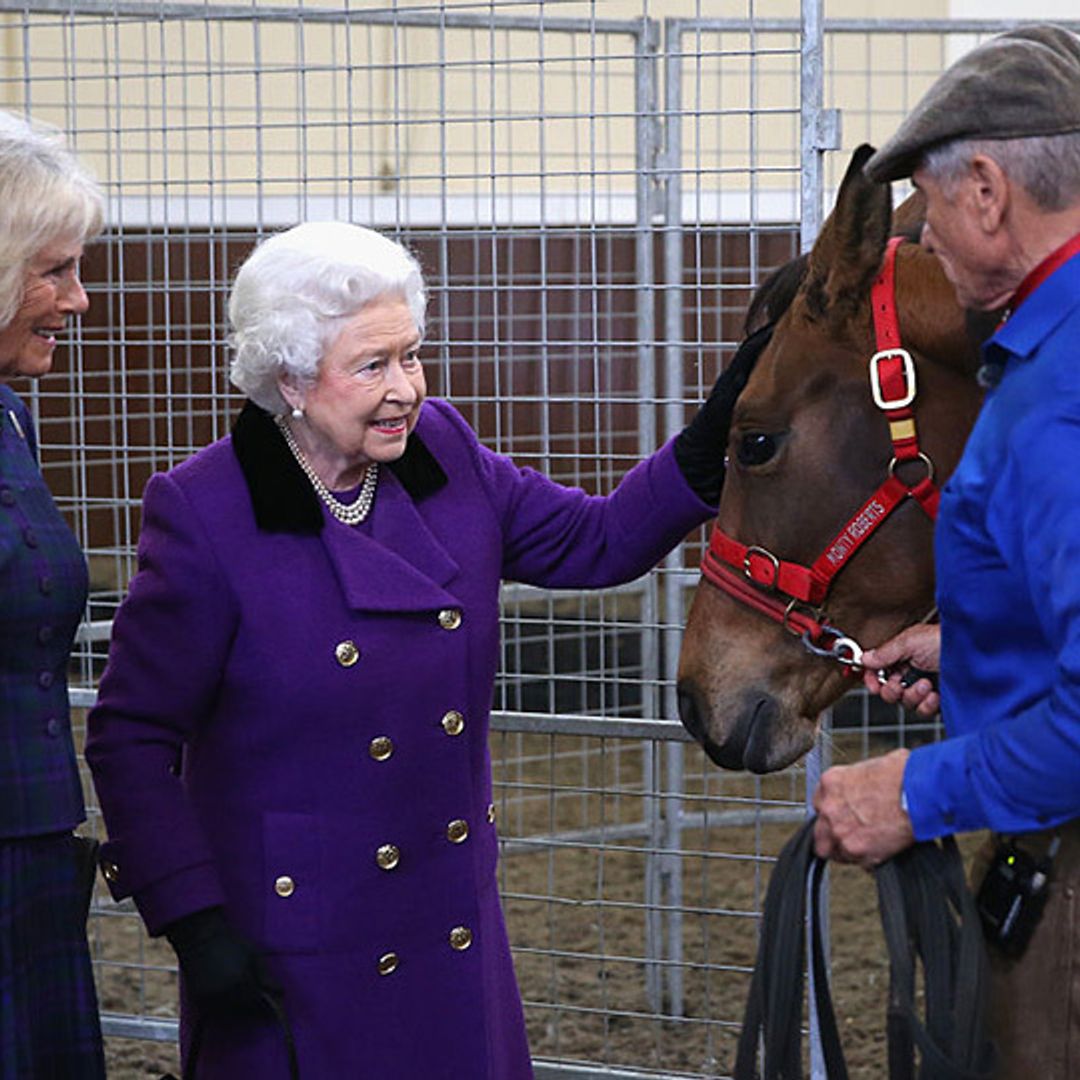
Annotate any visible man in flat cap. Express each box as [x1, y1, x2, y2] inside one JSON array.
[[812, 24, 1080, 1079]]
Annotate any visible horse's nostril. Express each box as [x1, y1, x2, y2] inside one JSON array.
[[677, 687, 702, 739]]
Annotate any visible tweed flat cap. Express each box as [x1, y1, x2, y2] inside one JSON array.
[[866, 24, 1080, 182]]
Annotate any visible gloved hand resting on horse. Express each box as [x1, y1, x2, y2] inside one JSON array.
[[674, 324, 772, 505]]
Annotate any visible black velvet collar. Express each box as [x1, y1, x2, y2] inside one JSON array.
[[231, 401, 448, 534]]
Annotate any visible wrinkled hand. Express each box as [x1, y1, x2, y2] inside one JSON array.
[[165, 907, 278, 1021], [861, 624, 941, 718], [812, 749, 914, 868]]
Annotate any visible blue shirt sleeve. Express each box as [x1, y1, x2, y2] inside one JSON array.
[[906, 406, 1080, 837]]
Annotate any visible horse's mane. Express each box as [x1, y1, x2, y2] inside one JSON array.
[[744, 254, 809, 335], [742, 215, 997, 349]]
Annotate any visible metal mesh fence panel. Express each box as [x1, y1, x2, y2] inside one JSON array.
[[5, 6, 1075, 1078]]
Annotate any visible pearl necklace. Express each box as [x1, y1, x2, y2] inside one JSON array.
[[275, 416, 378, 525]]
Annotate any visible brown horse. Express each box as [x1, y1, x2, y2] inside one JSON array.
[[676, 144, 991, 774]]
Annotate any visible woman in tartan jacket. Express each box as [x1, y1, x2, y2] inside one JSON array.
[[0, 111, 105, 1078]]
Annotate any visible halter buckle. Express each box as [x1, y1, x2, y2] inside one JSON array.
[[870, 348, 916, 410], [743, 545, 780, 588]]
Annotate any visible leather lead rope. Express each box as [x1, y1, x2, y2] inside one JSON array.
[[735, 818, 996, 1080]]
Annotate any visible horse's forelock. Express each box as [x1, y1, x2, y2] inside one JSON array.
[[744, 254, 809, 335]]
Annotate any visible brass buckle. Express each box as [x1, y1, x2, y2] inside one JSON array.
[[744, 545, 780, 588], [869, 348, 916, 411]]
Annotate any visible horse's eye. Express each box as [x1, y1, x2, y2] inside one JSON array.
[[737, 432, 779, 467]]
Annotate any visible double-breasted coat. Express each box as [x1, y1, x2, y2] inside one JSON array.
[[87, 397, 713, 1078]]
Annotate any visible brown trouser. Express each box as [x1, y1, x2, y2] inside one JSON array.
[[970, 818, 1080, 1079]]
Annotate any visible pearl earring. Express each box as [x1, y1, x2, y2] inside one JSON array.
[[291, 406, 303, 420]]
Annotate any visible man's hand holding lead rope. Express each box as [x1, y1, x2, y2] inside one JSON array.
[[813, 749, 915, 868]]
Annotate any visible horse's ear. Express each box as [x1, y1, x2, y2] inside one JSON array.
[[803, 144, 892, 324]]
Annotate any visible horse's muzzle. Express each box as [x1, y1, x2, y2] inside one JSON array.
[[677, 684, 783, 773]]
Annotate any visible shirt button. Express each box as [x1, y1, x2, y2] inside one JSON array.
[[438, 608, 462, 631], [377, 952, 399, 976], [449, 926, 473, 952], [38, 671, 54, 690], [37, 625, 54, 645], [375, 844, 401, 871], [446, 819, 469, 844], [335, 640, 360, 667], [0, 488, 14, 507], [487, 803, 496, 825], [22, 527, 37, 548], [369, 736, 393, 762], [274, 875, 295, 898], [441, 710, 465, 736], [39, 575, 53, 596], [45, 718, 61, 737]]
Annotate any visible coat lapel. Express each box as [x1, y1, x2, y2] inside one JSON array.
[[232, 400, 460, 612], [320, 469, 461, 612]]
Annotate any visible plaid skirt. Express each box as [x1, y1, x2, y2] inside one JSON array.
[[0, 833, 106, 1079]]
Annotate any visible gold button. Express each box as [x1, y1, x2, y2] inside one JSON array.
[[437, 608, 462, 631], [376, 844, 401, 871], [102, 860, 120, 884], [446, 819, 469, 844], [369, 736, 393, 761], [486, 803, 496, 824], [449, 925, 473, 951], [441, 710, 465, 736], [274, 875, 295, 898], [377, 952, 399, 976], [335, 640, 360, 667]]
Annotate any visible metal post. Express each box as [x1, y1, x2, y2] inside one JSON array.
[[800, 2, 836, 1076], [658, 14, 688, 1020], [634, 14, 664, 1014]]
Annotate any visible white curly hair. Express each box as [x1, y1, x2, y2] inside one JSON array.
[[228, 221, 427, 413]]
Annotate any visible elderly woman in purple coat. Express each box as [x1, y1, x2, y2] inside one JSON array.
[[86, 221, 751, 1078]]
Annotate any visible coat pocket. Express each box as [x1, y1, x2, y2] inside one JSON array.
[[262, 811, 320, 953]]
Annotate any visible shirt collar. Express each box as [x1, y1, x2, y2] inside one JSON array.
[[987, 245, 1080, 367]]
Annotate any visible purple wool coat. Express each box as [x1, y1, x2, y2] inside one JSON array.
[[86, 398, 713, 1079]]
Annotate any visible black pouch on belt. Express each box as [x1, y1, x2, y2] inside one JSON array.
[[975, 835, 1057, 958]]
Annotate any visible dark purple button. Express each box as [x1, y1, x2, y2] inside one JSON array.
[[38, 670, 54, 690], [0, 488, 14, 507], [45, 718, 61, 737], [38, 576, 52, 596], [23, 527, 37, 548], [37, 625, 54, 645]]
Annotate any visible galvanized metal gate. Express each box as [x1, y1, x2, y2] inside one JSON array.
[[4, 4, 1069, 1077]]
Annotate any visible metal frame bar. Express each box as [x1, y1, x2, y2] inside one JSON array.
[[21, 8, 1014, 1077]]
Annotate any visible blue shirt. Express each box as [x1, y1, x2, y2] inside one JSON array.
[[904, 251, 1080, 839]]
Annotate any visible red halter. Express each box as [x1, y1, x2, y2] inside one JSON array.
[[699, 238, 939, 663]]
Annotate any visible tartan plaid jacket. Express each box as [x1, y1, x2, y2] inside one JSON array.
[[0, 384, 87, 837]]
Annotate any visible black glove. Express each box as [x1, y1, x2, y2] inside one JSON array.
[[674, 323, 773, 504], [164, 906, 277, 1021]]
